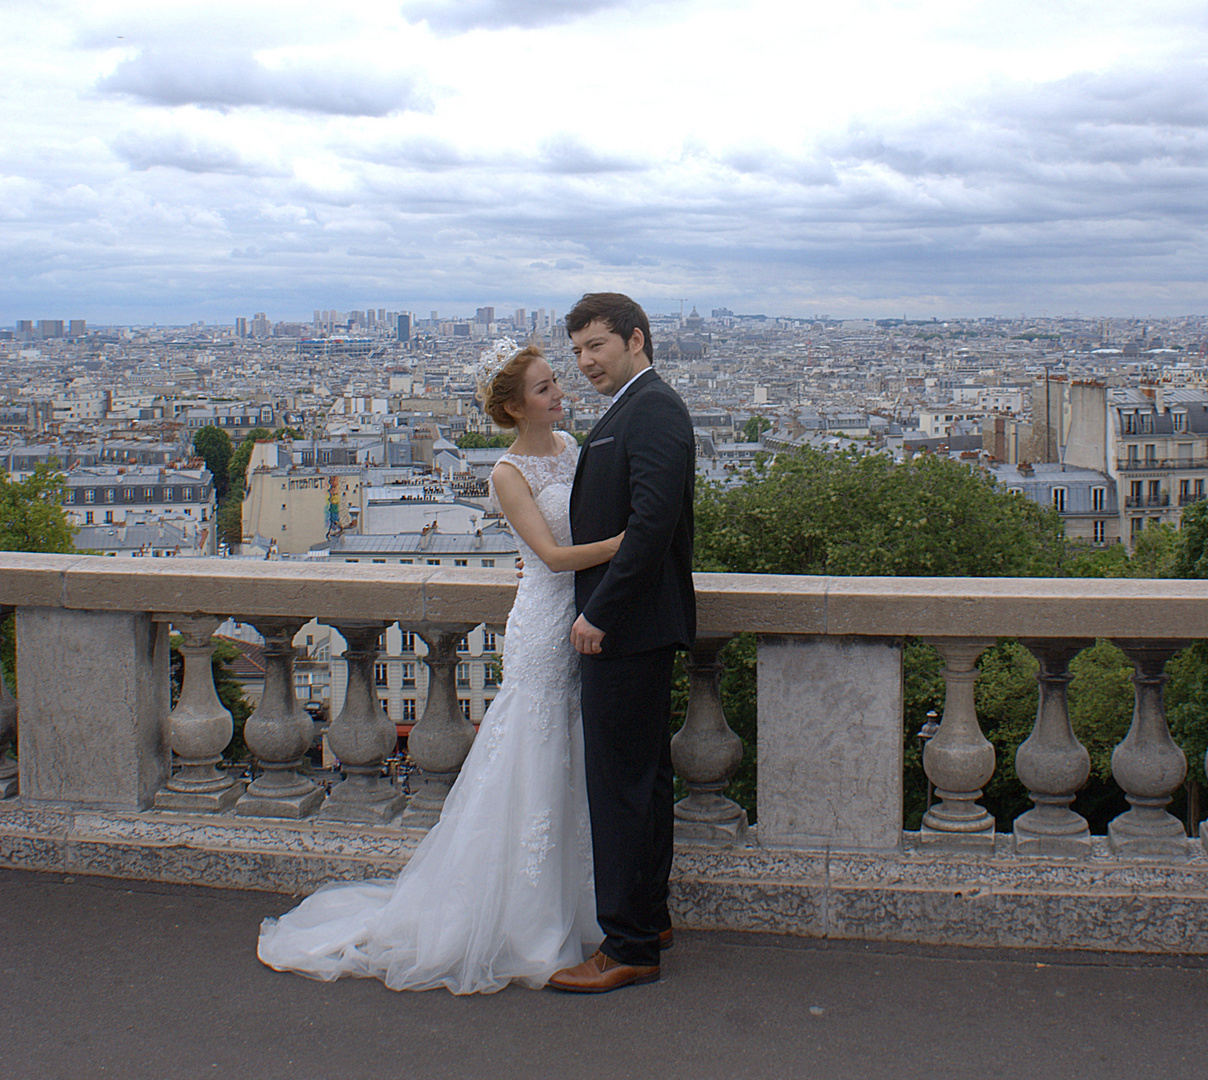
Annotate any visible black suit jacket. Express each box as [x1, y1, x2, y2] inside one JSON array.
[[570, 369, 696, 657]]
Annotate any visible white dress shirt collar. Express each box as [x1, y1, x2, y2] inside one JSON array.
[[611, 365, 654, 406]]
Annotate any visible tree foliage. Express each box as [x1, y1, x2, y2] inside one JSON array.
[[0, 463, 77, 554], [219, 427, 273, 548], [696, 449, 1065, 577], [193, 426, 233, 502], [741, 415, 771, 442], [456, 431, 516, 449]]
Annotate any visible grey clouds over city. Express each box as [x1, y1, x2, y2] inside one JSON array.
[[4, 0, 1208, 323]]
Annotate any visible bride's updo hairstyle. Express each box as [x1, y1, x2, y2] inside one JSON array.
[[476, 338, 545, 429]]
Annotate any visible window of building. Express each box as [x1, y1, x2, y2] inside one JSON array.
[[105, 489, 115, 502], [1091, 486, 1105, 511], [380, 698, 390, 714], [400, 631, 416, 652], [1141, 414, 1154, 434], [457, 636, 470, 653], [399, 559, 413, 564], [1127, 445, 1140, 464], [427, 558, 440, 565], [374, 662, 389, 687], [454, 559, 467, 567], [1124, 412, 1138, 434], [481, 558, 495, 567], [1131, 516, 1143, 538], [1093, 520, 1105, 544], [1197, 479, 1205, 498], [456, 662, 471, 688], [1174, 412, 1187, 431], [164, 487, 173, 501], [345, 558, 359, 563], [1181, 479, 1191, 504], [124, 488, 134, 501], [64, 490, 76, 504], [1130, 480, 1143, 506], [104, 510, 113, 523], [84, 510, 93, 524], [1148, 480, 1162, 505], [1145, 444, 1157, 464], [373, 558, 386, 564], [484, 662, 498, 687], [377, 633, 388, 652], [144, 487, 154, 500], [1051, 487, 1066, 512], [84, 489, 95, 504], [483, 631, 496, 652], [458, 698, 471, 721], [401, 662, 416, 688], [401, 699, 417, 723]]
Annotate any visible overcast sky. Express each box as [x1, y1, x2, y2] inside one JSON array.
[[4, 0, 1208, 324]]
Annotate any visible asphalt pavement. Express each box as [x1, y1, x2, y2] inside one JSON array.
[[2, 868, 1205, 1080]]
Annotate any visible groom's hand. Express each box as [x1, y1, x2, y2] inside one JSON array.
[[571, 614, 605, 655]]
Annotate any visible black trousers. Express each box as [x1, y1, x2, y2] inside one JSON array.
[[580, 645, 676, 967]]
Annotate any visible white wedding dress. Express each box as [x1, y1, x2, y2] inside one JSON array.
[[257, 430, 600, 993]]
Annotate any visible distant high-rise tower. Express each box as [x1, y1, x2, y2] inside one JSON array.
[[236, 317, 248, 339], [69, 319, 86, 337], [313, 309, 321, 326], [476, 306, 495, 325], [37, 320, 64, 339], [397, 313, 412, 346], [515, 308, 526, 331]]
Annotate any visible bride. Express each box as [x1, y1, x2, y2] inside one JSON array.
[[257, 339, 620, 994]]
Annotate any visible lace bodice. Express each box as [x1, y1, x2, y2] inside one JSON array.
[[491, 430, 578, 550]]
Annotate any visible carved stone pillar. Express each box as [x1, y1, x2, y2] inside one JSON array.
[[154, 615, 245, 812], [318, 621, 406, 824], [671, 638, 747, 845], [1013, 640, 1093, 857], [920, 639, 996, 847], [235, 617, 323, 819], [0, 610, 17, 799], [402, 624, 476, 830], [1109, 640, 1191, 858]]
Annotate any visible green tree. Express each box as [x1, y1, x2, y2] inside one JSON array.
[[742, 415, 771, 442], [193, 426, 233, 502], [220, 427, 273, 548], [693, 449, 1065, 826], [457, 432, 491, 449], [696, 448, 1065, 577], [0, 462, 77, 704], [0, 463, 77, 554]]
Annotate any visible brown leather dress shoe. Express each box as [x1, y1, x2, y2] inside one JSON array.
[[659, 927, 674, 950], [547, 950, 660, 993]]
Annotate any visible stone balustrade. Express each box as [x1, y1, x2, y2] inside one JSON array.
[[2, 553, 1208, 954]]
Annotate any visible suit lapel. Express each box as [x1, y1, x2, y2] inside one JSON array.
[[572, 370, 658, 493]]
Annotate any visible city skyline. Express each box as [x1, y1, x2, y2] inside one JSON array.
[[5, 0, 1208, 324]]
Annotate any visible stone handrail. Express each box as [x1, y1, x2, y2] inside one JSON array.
[[3, 552, 1208, 954]]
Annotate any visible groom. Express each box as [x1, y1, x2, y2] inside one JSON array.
[[549, 293, 696, 993]]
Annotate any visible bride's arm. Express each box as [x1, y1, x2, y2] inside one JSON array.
[[492, 462, 622, 573]]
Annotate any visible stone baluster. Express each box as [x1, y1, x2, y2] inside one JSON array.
[[1108, 640, 1191, 858], [1013, 639, 1093, 857], [920, 639, 997, 847], [0, 609, 17, 799], [318, 621, 406, 824], [402, 624, 476, 830], [154, 615, 245, 812], [671, 638, 748, 844], [235, 617, 324, 819]]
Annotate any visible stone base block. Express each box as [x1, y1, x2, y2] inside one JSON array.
[[318, 791, 407, 825], [919, 822, 996, 849], [154, 781, 245, 813], [401, 772, 454, 830], [0, 772, 17, 800], [3, 807, 1208, 954], [1109, 813, 1189, 860], [1013, 824, 1092, 859], [235, 786, 325, 820], [674, 809, 749, 847]]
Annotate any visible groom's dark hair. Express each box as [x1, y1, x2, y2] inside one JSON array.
[[565, 293, 654, 363]]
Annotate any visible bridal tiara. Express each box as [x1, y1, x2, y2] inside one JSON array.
[[475, 337, 523, 390]]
